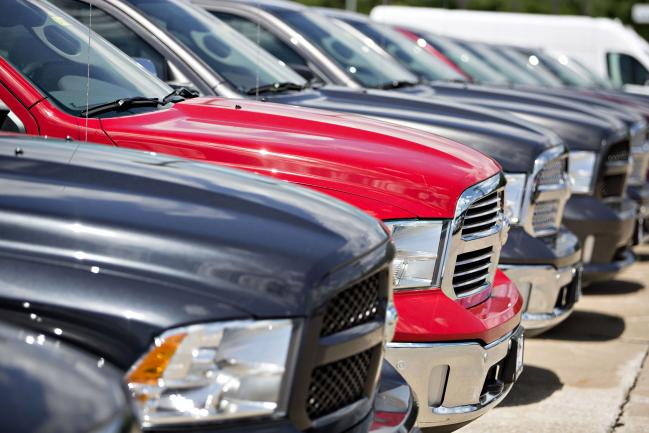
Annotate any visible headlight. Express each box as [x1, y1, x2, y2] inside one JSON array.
[[384, 220, 446, 290], [126, 320, 294, 427], [568, 151, 597, 193], [504, 174, 526, 225]]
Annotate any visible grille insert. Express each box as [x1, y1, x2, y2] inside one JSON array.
[[538, 157, 566, 186], [320, 273, 382, 337], [462, 191, 502, 236], [599, 140, 630, 199], [306, 347, 374, 419], [607, 141, 630, 164], [532, 200, 560, 234], [453, 246, 493, 296]]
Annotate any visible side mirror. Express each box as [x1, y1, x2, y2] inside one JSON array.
[[167, 82, 201, 97], [289, 63, 316, 81], [134, 57, 158, 77]]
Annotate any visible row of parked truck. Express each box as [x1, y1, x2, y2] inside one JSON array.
[[1, 1, 648, 432]]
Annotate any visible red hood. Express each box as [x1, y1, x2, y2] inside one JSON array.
[[100, 97, 500, 219]]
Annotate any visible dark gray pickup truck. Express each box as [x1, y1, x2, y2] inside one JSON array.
[[0, 136, 414, 433]]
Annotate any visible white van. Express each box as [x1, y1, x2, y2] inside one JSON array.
[[370, 6, 649, 95]]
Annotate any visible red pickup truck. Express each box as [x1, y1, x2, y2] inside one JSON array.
[[0, 1, 523, 431]]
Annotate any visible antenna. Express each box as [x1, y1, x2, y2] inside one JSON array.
[[84, 4, 93, 143], [254, 0, 260, 100], [68, 3, 93, 164]]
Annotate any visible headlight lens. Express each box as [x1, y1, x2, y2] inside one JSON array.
[[504, 174, 526, 225], [384, 220, 445, 290], [568, 151, 597, 193], [126, 320, 293, 427]]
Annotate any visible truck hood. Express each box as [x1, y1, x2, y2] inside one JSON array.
[[514, 85, 647, 128], [269, 86, 560, 173], [100, 97, 501, 219], [0, 136, 391, 364], [425, 82, 628, 151]]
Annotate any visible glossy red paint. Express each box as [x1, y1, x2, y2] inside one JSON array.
[[396, 28, 472, 81], [393, 269, 522, 344], [0, 57, 519, 344], [99, 97, 500, 219]]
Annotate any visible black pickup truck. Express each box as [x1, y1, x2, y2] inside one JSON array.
[[0, 136, 414, 433]]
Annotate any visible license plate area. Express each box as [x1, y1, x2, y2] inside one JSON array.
[[501, 328, 525, 383]]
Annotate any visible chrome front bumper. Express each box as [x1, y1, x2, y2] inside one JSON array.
[[385, 327, 524, 429], [500, 265, 581, 334]]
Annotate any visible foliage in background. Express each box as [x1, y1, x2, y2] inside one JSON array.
[[296, 0, 649, 40]]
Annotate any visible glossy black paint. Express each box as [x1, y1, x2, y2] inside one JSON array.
[[0, 135, 391, 368], [0, 321, 137, 433], [563, 195, 637, 283], [501, 227, 581, 268], [272, 86, 558, 173], [421, 82, 627, 152]]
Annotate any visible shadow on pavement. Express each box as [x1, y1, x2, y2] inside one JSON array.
[[635, 252, 649, 262], [583, 279, 644, 296], [499, 365, 562, 407], [538, 310, 625, 342]]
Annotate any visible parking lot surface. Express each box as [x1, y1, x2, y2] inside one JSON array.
[[460, 245, 649, 433]]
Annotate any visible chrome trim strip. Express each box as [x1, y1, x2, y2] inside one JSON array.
[[453, 262, 491, 277]]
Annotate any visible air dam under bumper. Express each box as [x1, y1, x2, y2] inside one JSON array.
[[385, 326, 524, 432], [563, 195, 637, 284], [628, 183, 649, 245], [499, 227, 582, 335]]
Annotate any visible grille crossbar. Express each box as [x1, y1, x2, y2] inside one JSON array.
[[461, 191, 501, 236], [453, 246, 493, 295]]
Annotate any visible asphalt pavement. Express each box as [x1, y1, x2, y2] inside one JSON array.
[[459, 245, 649, 433]]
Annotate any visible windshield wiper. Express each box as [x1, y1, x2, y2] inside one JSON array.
[[81, 96, 162, 117], [81, 88, 199, 117], [245, 82, 305, 95], [379, 80, 419, 90]]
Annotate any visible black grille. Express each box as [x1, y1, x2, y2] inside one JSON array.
[[306, 347, 374, 419], [320, 273, 382, 337], [453, 246, 493, 296], [599, 140, 630, 199], [538, 157, 566, 186], [462, 191, 502, 236], [601, 174, 626, 198], [606, 141, 630, 163]]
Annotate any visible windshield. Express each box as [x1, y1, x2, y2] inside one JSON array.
[[128, 0, 306, 94], [425, 35, 510, 85], [565, 55, 615, 89], [276, 9, 418, 88], [460, 42, 541, 86], [0, 0, 170, 116], [347, 20, 466, 83], [497, 47, 564, 87], [533, 51, 598, 88]]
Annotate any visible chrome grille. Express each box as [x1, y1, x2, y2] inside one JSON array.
[[461, 191, 502, 236], [538, 157, 566, 186], [453, 246, 493, 296], [629, 150, 649, 186], [532, 200, 560, 234]]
